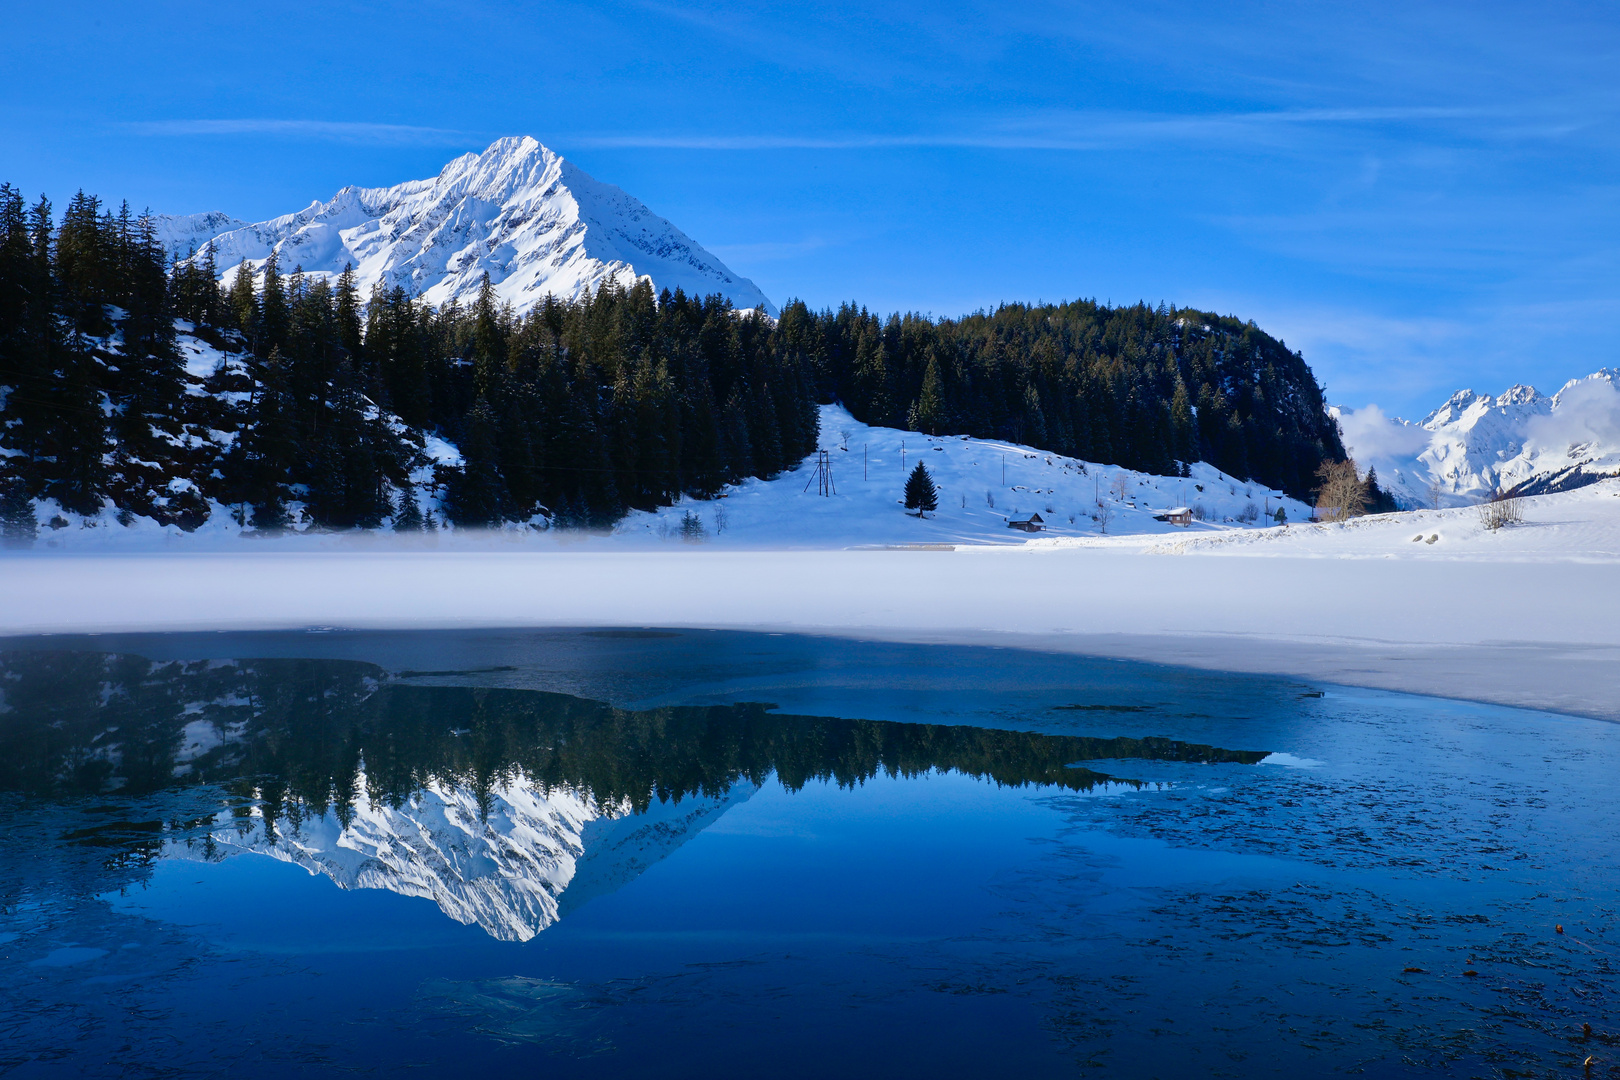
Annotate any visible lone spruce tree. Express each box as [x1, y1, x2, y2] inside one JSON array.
[[904, 462, 937, 517]]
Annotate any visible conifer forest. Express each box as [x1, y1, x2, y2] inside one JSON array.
[[0, 183, 1346, 533]]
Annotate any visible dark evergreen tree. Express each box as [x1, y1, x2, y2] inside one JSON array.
[[334, 264, 363, 369], [904, 461, 938, 516], [226, 259, 258, 337], [393, 486, 424, 531], [54, 191, 112, 335], [233, 347, 297, 530], [1364, 467, 1399, 514], [448, 396, 505, 526], [257, 251, 288, 354]]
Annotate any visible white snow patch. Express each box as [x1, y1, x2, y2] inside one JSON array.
[[1259, 753, 1325, 769], [173, 718, 224, 763]]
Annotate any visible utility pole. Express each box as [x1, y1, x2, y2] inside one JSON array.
[[802, 449, 835, 496], [864, 444, 867, 481], [901, 441, 906, 476]]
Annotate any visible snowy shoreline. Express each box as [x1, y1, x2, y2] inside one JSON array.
[[5, 498, 1618, 724]]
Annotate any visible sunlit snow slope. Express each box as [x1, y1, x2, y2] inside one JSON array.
[[156, 136, 775, 316], [616, 404, 1314, 547], [1101, 478, 1620, 562]]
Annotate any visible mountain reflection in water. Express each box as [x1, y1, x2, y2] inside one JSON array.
[[0, 651, 1266, 939]]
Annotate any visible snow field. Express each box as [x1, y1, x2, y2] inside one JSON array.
[[615, 404, 1312, 548], [1053, 478, 1620, 563]]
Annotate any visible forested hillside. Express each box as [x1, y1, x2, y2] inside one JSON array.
[[0, 185, 818, 536], [1, 182, 1345, 539], [790, 299, 1346, 500]]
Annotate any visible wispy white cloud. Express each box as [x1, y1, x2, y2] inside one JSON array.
[[566, 102, 1574, 153], [1335, 403, 1433, 461], [1525, 376, 1620, 451], [125, 119, 472, 145]]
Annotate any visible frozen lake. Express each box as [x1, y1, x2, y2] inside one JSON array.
[[2, 629, 1616, 1077]]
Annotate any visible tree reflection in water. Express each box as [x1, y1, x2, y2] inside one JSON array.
[[0, 649, 1267, 818]]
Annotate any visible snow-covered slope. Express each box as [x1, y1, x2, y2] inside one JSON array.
[[186, 771, 754, 941], [1337, 370, 1620, 506], [16, 402, 1313, 550], [1096, 477, 1620, 562], [614, 404, 1315, 547], [157, 136, 774, 316]]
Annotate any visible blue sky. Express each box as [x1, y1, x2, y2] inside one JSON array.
[[2, 0, 1616, 416]]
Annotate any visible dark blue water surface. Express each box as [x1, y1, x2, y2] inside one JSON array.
[[2, 629, 1617, 1078]]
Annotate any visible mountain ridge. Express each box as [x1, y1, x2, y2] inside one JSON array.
[[155, 135, 776, 316], [1337, 368, 1620, 506]]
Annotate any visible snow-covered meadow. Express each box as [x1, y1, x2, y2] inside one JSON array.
[[1056, 475, 1620, 562]]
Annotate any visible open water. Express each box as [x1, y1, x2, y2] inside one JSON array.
[[1, 629, 1616, 1078]]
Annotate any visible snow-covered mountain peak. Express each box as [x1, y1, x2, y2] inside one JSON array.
[[1418, 385, 1548, 431], [153, 210, 253, 261], [157, 136, 775, 317], [1339, 370, 1620, 507], [1496, 384, 1546, 408]]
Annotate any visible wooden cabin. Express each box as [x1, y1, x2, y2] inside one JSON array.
[[1008, 513, 1045, 533], [1153, 507, 1193, 527]]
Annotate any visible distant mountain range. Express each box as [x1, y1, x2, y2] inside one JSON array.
[[1338, 369, 1620, 506], [154, 135, 776, 316]]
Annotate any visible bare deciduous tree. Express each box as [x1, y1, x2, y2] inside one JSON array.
[[1314, 460, 1369, 522]]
